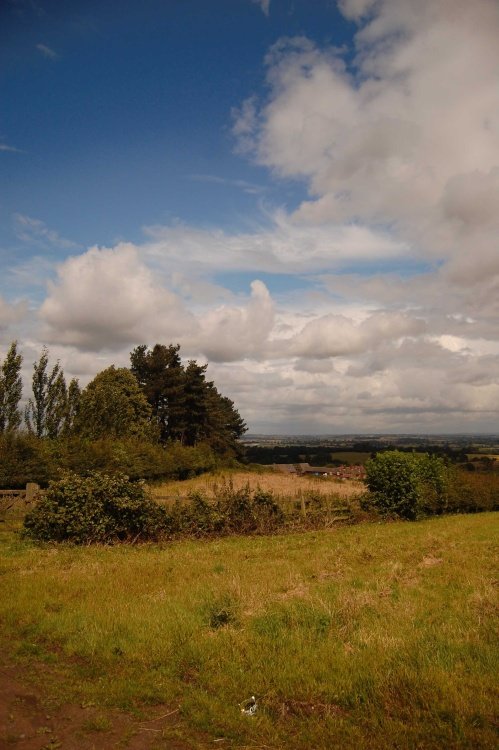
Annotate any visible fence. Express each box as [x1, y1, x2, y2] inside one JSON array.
[[153, 491, 354, 526], [0, 485, 355, 528], [0, 483, 41, 521]]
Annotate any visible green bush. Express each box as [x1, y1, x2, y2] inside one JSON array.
[[23, 471, 171, 543], [363, 451, 449, 520], [0, 432, 55, 488], [173, 480, 284, 536]]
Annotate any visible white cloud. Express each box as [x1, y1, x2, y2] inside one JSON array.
[[0, 296, 27, 330], [14, 213, 79, 249], [7, 0, 499, 433], [39, 244, 196, 350], [198, 280, 275, 362], [143, 210, 408, 275], [36, 43, 58, 59], [251, 0, 270, 17], [0, 142, 24, 153], [234, 0, 499, 265]]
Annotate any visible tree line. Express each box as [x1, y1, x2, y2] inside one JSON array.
[[0, 341, 246, 486]]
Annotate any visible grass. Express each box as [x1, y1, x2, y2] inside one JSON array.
[[0, 512, 498, 748], [149, 468, 364, 502], [329, 451, 371, 465]]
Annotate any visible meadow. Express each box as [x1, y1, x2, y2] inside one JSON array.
[[1, 505, 497, 748], [149, 469, 364, 503]]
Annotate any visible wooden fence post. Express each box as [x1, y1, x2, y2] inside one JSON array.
[[25, 483, 40, 503]]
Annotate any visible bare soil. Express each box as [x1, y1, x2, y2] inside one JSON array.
[[0, 652, 211, 750]]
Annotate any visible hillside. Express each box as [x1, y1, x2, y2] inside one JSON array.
[[0, 512, 497, 749]]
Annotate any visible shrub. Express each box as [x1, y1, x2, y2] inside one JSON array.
[[173, 480, 284, 537], [23, 471, 171, 543], [444, 469, 499, 514], [0, 432, 55, 488], [363, 451, 449, 520]]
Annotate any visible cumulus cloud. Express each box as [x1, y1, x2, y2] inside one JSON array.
[[0, 296, 27, 329], [8, 0, 498, 433], [223, 0, 499, 431], [39, 244, 196, 350], [199, 280, 275, 361], [288, 311, 426, 359], [39, 246, 274, 362], [234, 0, 499, 263]]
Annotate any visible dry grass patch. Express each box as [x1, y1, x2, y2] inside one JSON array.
[[150, 469, 364, 502]]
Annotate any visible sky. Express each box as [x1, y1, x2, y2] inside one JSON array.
[[1, 0, 498, 435]]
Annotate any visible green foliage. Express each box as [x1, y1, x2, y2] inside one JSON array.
[[130, 343, 246, 454], [0, 432, 55, 488], [63, 378, 81, 436], [75, 367, 153, 441], [364, 450, 449, 519], [173, 480, 284, 536], [25, 348, 74, 439], [45, 364, 68, 439], [0, 432, 218, 488], [444, 469, 499, 514], [24, 347, 49, 437], [130, 343, 186, 443], [23, 471, 170, 543], [0, 341, 23, 433]]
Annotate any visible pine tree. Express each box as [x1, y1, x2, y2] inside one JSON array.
[[130, 343, 247, 454], [0, 341, 23, 433], [130, 344, 186, 442]]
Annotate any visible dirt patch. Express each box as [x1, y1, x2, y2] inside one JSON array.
[[0, 658, 208, 749]]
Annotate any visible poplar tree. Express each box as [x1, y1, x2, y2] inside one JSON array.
[[25, 347, 49, 437], [45, 364, 68, 439], [63, 378, 81, 436], [25, 348, 69, 438], [0, 341, 23, 433]]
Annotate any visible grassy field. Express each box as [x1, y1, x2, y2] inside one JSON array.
[[1, 511, 497, 748], [149, 469, 364, 502], [329, 451, 371, 465]]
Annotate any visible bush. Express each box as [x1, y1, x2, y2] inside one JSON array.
[[0, 432, 55, 488], [172, 480, 284, 536], [23, 471, 171, 543], [363, 451, 449, 520], [444, 469, 499, 514]]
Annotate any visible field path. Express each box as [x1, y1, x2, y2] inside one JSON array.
[[0, 651, 207, 750]]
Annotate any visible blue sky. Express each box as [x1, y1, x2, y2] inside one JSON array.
[[1, 0, 499, 433]]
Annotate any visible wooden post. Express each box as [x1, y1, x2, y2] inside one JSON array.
[[300, 492, 307, 519], [25, 483, 40, 503]]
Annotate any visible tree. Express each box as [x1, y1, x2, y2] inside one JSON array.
[[0, 341, 23, 433], [25, 347, 49, 437], [63, 378, 81, 436], [25, 348, 70, 438], [364, 450, 449, 520], [203, 384, 246, 456], [75, 366, 153, 441], [131, 344, 186, 442], [130, 343, 247, 454], [45, 364, 68, 439], [183, 360, 209, 446]]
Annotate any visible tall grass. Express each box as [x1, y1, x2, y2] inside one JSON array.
[[150, 469, 364, 501], [1, 513, 498, 748]]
